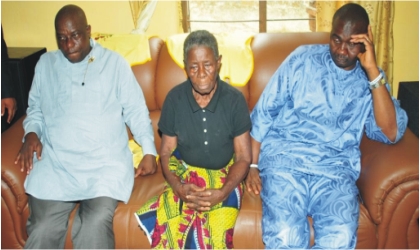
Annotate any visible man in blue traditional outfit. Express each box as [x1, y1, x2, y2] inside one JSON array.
[[14, 4, 157, 249], [245, 3, 408, 249]]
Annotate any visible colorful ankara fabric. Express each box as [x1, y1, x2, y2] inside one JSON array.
[[135, 149, 243, 249]]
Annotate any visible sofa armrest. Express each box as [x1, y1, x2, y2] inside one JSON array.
[[2, 116, 28, 213], [2, 116, 29, 248], [358, 128, 419, 248]]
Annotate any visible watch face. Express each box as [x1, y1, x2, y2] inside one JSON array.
[[370, 77, 385, 90], [380, 78, 386, 85]]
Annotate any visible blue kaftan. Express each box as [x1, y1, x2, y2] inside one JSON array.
[[250, 45, 407, 248]]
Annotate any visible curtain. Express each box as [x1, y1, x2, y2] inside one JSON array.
[[177, 1, 184, 33], [316, 1, 394, 94], [129, 0, 158, 34]]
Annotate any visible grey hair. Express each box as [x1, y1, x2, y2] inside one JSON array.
[[183, 30, 219, 62]]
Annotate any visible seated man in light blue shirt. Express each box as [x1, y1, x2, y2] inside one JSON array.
[[14, 4, 157, 249], [245, 3, 407, 249]]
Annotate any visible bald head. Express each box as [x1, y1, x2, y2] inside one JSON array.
[[55, 4, 88, 30]]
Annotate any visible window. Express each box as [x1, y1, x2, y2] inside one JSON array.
[[181, 1, 316, 34]]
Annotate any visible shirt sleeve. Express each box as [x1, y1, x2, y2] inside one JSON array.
[[118, 57, 157, 156], [232, 90, 252, 137], [250, 52, 296, 143], [23, 57, 45, 140], [364, 70, 408, 144], [158, 91, 177, 137]]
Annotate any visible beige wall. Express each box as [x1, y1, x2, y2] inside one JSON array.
[[1, 1, 418, 97], [1, 1, 180, 51], [393, 1, 419, 96]]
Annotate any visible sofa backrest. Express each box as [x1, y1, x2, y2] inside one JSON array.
[[131, 32, 330, 152], [132, 36, 164, 112]]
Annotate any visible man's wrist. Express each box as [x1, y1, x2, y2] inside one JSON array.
[[369, 73, 385, 90], [369, 74, 386, 90], [24, 132, 39, 140]]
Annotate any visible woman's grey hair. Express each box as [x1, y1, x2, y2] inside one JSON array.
[[183, 30, 219, 62]]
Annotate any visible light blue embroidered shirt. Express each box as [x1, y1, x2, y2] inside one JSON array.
[[250, 45, 407, 181], [23, 39, 156, 203]]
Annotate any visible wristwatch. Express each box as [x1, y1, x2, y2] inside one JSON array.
[[369, 73, 386, 90], [369, 77, 386, 90]]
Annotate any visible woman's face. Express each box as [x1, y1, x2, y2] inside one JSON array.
[[185, 45, 221, 95]]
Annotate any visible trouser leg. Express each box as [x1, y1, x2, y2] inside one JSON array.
[[260, 171, 310, 249], [309, 174, 359, 249], [71, 196, 118, 249], [25, 195, 76, 249]]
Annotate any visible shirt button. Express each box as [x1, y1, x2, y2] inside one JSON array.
[[202, 110, 206, 112], [203, 118, 206, 122], [204, 129, 207, 133], [204, 141, 208, 145]]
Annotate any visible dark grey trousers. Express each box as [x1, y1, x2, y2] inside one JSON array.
[[24, 195, 118, 249]]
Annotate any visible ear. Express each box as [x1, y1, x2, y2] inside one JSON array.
[[217, 55, 222, 70], [86, 24, 91, 37]]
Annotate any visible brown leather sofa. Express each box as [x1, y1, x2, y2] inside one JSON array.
[[2, 32, 418, 249]]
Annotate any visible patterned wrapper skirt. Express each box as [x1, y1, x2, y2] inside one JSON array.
[[135, 149, 244, 249]]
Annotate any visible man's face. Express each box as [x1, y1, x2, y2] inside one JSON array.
[[55, 15, 91, 63], [329, 19, 366, 70], [185, 45, 221, 95]]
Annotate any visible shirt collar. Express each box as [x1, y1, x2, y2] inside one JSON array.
[[186, 76, 222, 113], [59, 38, 97, 65]]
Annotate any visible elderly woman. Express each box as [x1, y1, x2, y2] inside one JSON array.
[[136, 30, 252, 249]]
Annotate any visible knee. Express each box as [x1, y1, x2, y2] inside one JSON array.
[[263, 224, 310, 249], [26, 219, 66, 244], [314, 224, 357, 249], [82, 206, 115, 228]]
